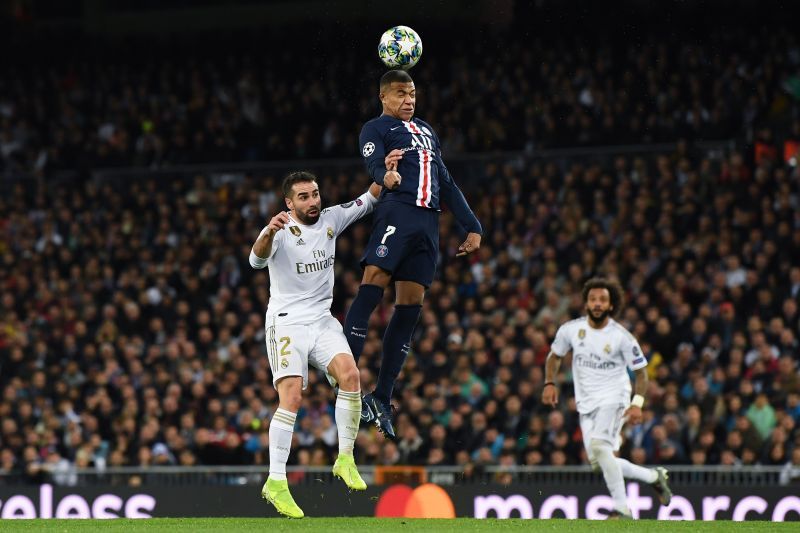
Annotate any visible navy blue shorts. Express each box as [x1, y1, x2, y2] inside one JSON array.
[[361, 201, 439, 288]]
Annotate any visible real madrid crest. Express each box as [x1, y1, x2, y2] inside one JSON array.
[[578, 329, 586, 339], [281, 359, 289, 369], [289, 226, 301, 237], [327, 227, 334, 239], [604, 344, 611, 354]]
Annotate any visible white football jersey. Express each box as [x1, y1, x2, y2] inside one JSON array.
[[551, 317, 647, 414], [250, 191, 377, 325]]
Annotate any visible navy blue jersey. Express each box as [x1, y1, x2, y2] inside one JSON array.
[[360, 115, 482, 235]]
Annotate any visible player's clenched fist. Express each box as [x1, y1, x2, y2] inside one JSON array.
[[541, 383, 558, 407], [267, 211, 290, 234], [456, 232, 481, 257], [624, 404, 643, 425], [383, 170, 402, 190]]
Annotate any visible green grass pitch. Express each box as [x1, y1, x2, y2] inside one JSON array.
[[0, 518, 791, 532]]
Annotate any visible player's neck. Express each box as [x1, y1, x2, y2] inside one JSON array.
[[382, 112, 410, 122], [587, 316, 610, 329], [289, 210, 319, 227]]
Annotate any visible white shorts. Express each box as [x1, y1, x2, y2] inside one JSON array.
[[265, 314, 352, 389], [580, 404, 626, 463]]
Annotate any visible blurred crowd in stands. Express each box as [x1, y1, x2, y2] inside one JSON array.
[[1, 25, 799, 179], [2, 18, 800, 487], [1, 143, 800, 484]]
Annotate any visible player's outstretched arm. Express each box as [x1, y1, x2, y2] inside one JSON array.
[[542, 352, 563, 407], [437, 164, 482, 256], [249, 211, 289, 268], [330, 185, 382, 234]]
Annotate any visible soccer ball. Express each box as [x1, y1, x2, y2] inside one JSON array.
[[378, 26, 423, 70]]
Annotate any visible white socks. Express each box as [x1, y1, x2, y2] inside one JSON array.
[[268, 408, 296, 480], [268, 390, 361, 479], [591, 439, 628, 514], [617, 457, 658, 483], [335, 390, 361, 455]]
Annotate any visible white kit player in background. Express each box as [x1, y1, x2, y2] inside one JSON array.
[[249, 171, 381, 518], [542, 278, 672, 520]]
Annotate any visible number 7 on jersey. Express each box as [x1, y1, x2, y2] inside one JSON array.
[[381, 225, 396, 244]]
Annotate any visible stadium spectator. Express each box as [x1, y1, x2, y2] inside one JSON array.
[[1, 51, 800, 477], [1, 25, 799, 180]]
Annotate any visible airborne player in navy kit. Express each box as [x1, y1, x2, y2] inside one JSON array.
[[344, 69, 483, 439]]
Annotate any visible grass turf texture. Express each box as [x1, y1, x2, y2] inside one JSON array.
[[0, 518, 790, 532]]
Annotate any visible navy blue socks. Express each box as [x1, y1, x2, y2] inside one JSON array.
[[344, 284, 384, 364], [373, 304, 422, 407]]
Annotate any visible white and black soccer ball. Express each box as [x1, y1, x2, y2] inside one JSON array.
[[378, 25, 422, 70]]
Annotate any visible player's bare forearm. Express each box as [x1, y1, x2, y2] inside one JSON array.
[[544, 352, 561, 383], [625, 367, 648, 424], [252, 229, 276, 260], [368, 183, 382, 199], [633, 367, 648, 398], [542, 352, 562, 407], [544, 352, 562, 384], [251, 212, 290, 263]]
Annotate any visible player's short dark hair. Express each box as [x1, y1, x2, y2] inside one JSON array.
[[282, 171, 317, 198], [581, 277, 624, 317], [380, 70, 414, 92]]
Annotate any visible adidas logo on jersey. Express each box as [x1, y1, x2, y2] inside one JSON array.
[[296, 238, 306, 246]]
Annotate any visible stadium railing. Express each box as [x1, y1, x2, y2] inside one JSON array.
[[0, 465, 789, 488]]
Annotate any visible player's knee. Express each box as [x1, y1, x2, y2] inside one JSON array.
[[590, 438, 612, 458], [277, 379, 303, 412], [281, 392, 302, 412], [362, 266, 391, 287], [337, 363, 361, 391], [395, 281, 425, 305]]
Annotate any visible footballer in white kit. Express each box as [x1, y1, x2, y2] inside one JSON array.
[[251, 190, 376, 388], [551, 315, 647, 453], [249, 171, 381, 518], [543, 278, 672, 519]]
